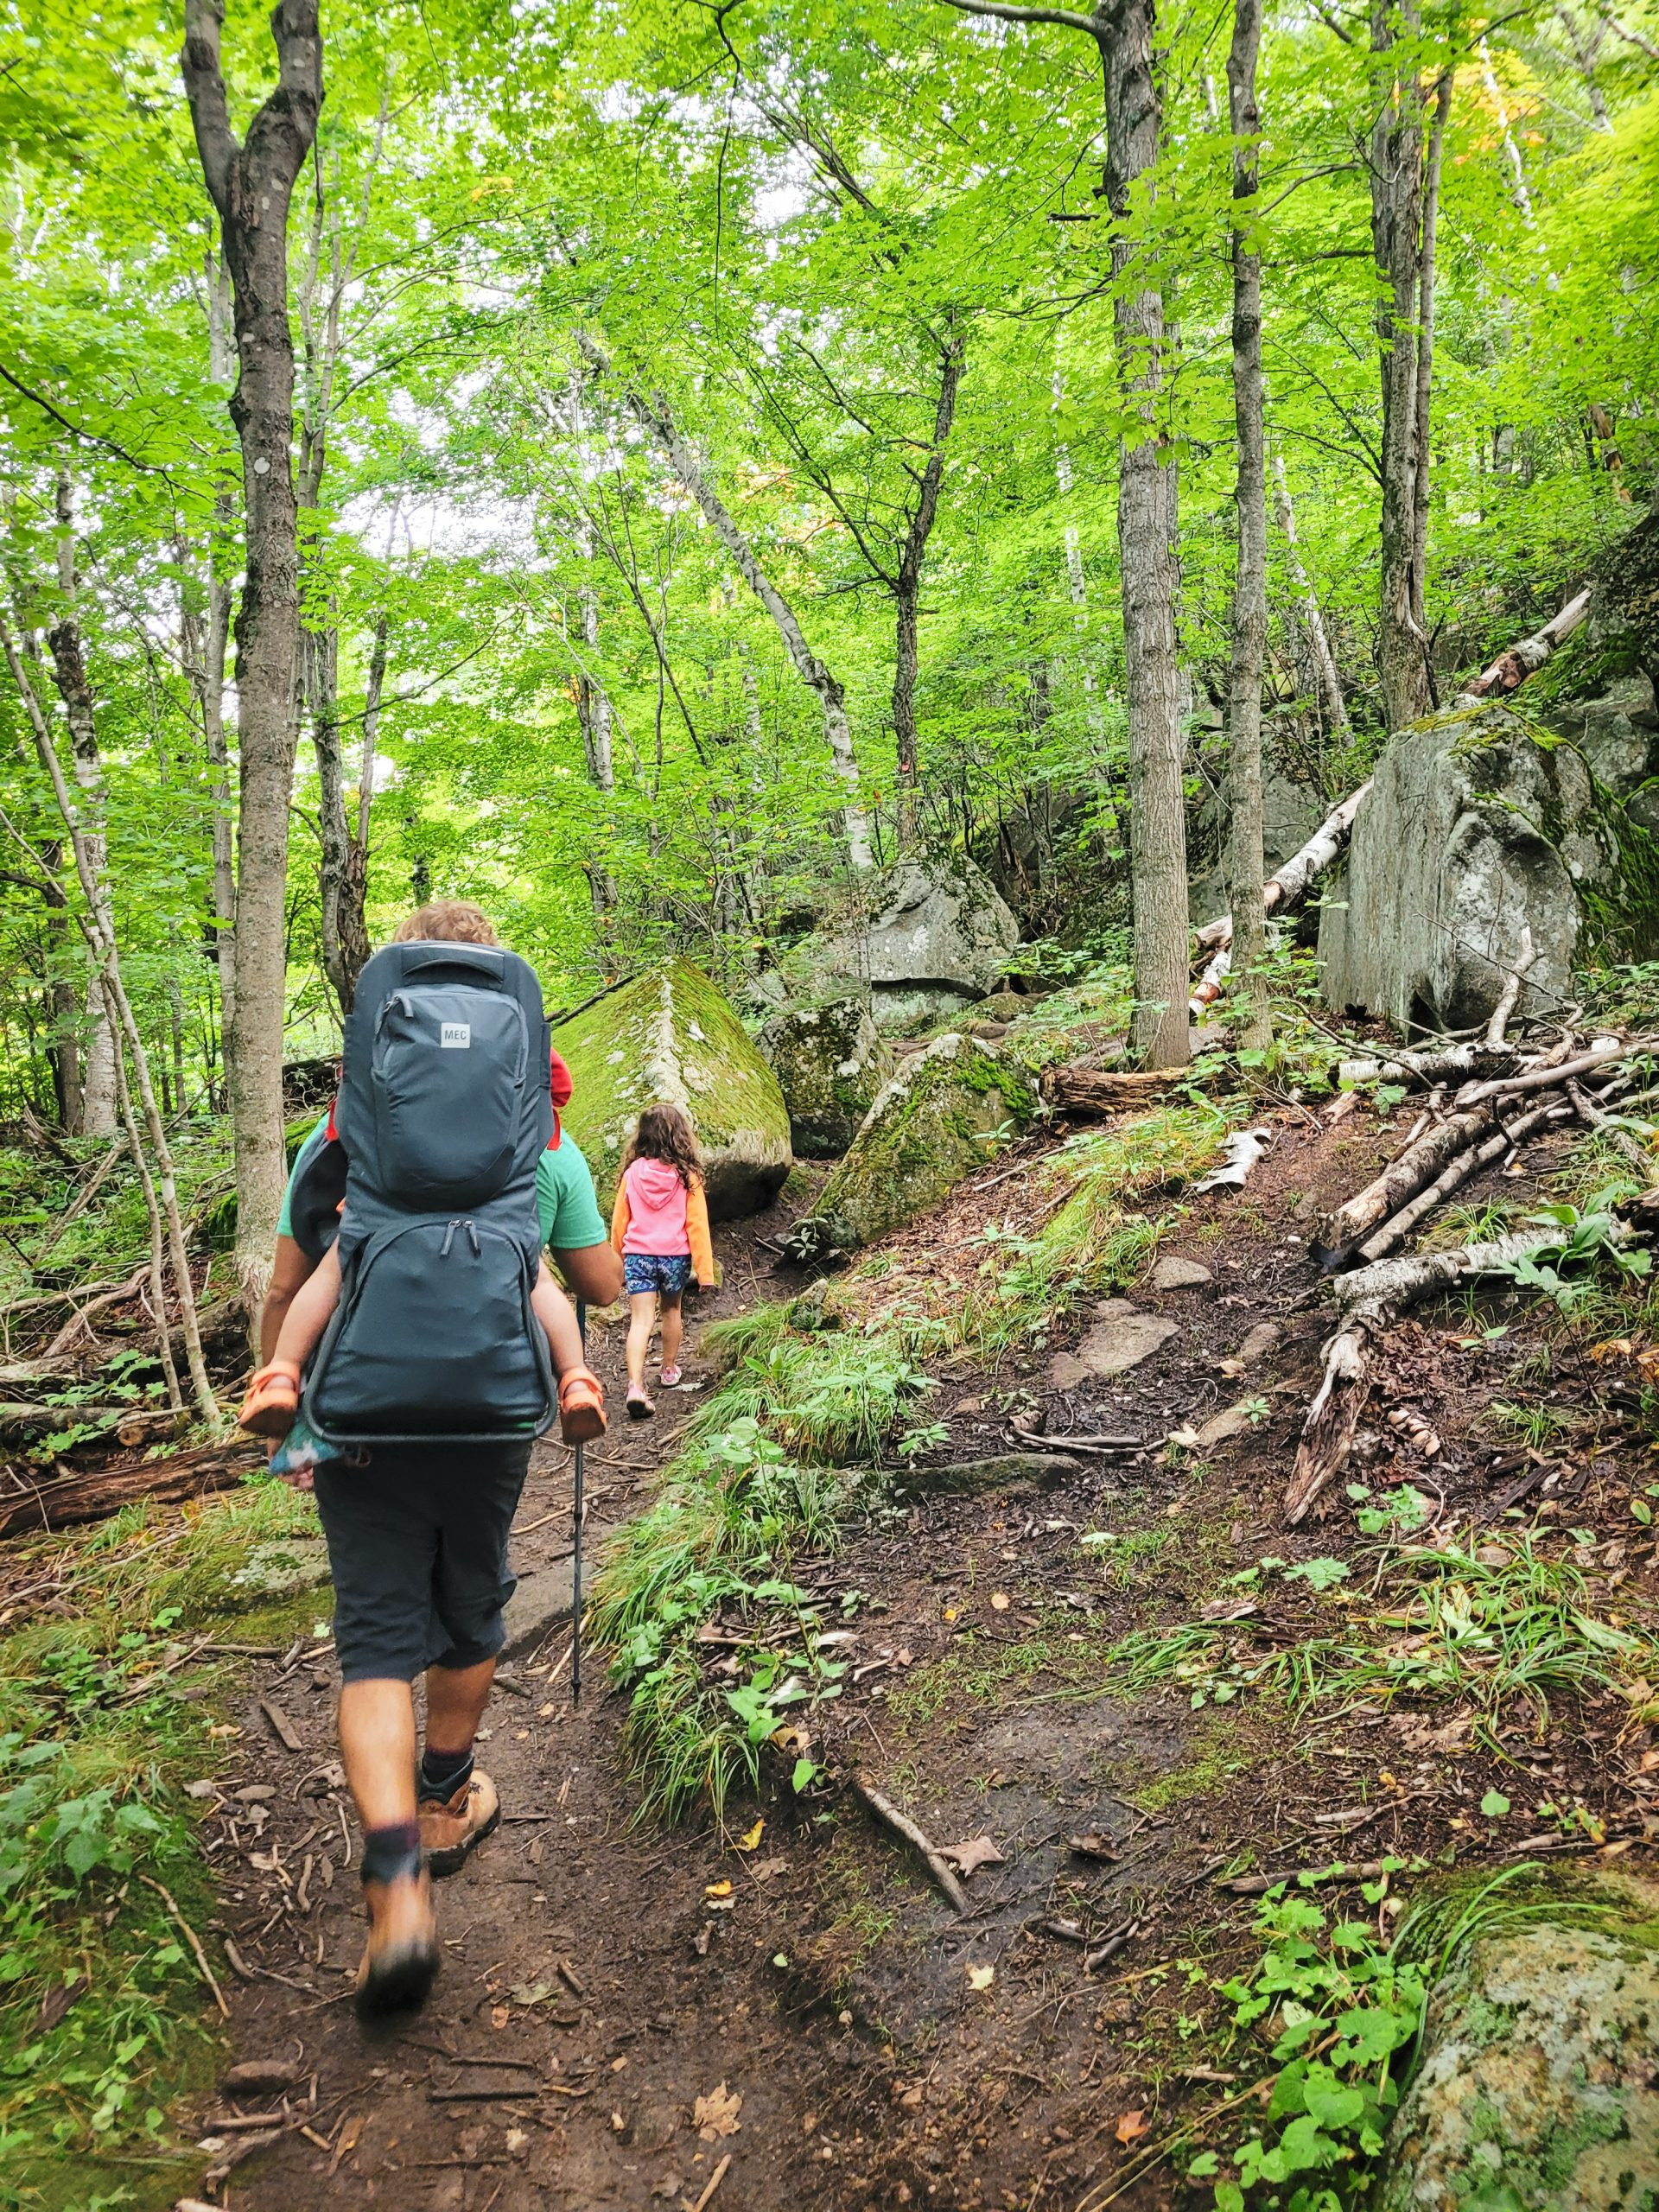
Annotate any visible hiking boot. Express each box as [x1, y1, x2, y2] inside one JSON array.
[[418, 1769, 501, 1877], [354, 1867, 439, 2018], [238, 1363, 301, 1438], [558, 1364, 607, 1445]]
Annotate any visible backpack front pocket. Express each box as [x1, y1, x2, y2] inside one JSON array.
[[306, 1219, 553, 1443], [372, 985, 528, 1205]]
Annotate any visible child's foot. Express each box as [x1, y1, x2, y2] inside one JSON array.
[[659, 1364, 683, 1389], [558, 1366, 607, 1445], [626, 1386, 655, 1421], [238, 1363, 301, 1438]]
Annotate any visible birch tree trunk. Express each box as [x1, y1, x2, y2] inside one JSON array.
[[1225, 0, 1271, 1050], [1271, 454, 1349, 736], [44, 478, 117, 1137], [188, 247, 239, 1030], [580, 334, 874, 871], [181, 0, 323, 1313], [892, 332, 965, 844]]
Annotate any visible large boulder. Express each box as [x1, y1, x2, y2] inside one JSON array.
[[758, 995, 893, 1159], [553, 960, 791, 1219], [1377, 1881, 1659, 2209], [1319, 699, 1659, 1035], [785, 1032, 1036, 1258], [813, 859, 1021, 1032]]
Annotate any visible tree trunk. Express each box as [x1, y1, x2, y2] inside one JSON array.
[[1271, 454, 1349, 737], [1225, 0, 1271, 1050], [1369, 2, 1431, 734], [1408, 72, 1451, 640], [579, 334, 874, 872], [0, 623, 220, 1428], [181, 0, 323, 1314], [892, 333, 965, 844], [38, 839, 81, 1131], [305, 618, 357, 1020], [44, 478, 118, 1137], [1101, 0, 1190, 1067]]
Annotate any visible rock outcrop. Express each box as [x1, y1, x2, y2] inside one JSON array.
[[1377, 1881, 1659, 2210], [812, 859, 1021, 1031], [553, 960, 791, 1218], [785, 1031, 1035, 1258], [1319, 696, 1659, 1035], [758, 995, 893, 1159]]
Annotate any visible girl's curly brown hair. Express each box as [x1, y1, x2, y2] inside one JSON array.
[[622, 1102, 703, 1190]]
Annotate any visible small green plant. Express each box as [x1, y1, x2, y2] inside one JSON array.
[[1348, 1483, 1431, 1537], [1192, 1885, 1427, 2209], [1490, 1204, 1651, 1312], [895, 1418, 950, 1460]]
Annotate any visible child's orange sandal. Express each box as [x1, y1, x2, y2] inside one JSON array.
[[238, 1363, 301, 1438], [557, 1366, 607, 1445]]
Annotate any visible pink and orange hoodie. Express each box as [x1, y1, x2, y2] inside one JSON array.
[[609, 1156, 716, 1287]]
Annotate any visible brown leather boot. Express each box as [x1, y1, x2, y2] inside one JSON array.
[[418, 1769, 501, 1878], [354, 1866, 438, 2018]]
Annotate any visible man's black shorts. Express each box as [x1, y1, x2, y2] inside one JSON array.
[[311, 1444, 532, 1682]]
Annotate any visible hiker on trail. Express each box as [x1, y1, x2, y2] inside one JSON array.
[[239, 1045, 607, 1447], [257, 899, 624, 2018], [610, 1101, 716, 1420]]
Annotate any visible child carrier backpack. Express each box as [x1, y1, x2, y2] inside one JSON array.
[[302, 939, 556, 1446]]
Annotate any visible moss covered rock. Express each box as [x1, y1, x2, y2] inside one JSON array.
[[785, 1032, 1036, 1258], [553, 960, 791, 1219], [1377, 1881, 1659, 2211], [758, 995, 893, 1159]]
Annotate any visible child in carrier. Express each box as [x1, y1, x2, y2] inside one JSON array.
[[609, 1102, 717, 1420], [238, 1046, 607, 1449]]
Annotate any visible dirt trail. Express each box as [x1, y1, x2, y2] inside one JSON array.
[[186, 1109, 1659, 2211]]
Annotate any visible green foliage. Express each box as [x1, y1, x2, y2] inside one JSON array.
[[1491, 1205, 1652, 1311], [1199, 1888, 1427, 2209]]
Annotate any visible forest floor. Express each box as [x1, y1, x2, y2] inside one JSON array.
[[5, 1059, 1658, 2212]]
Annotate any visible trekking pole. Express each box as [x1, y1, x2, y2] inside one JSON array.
[[571, 1297, 585, 1704]]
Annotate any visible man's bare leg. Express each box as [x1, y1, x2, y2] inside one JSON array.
[[338, 1677, 436, 2014]]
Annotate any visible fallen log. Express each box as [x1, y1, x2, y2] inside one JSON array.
[[1192, 783, 1371, 1012], [0, 1436, 262, 1539], [1285, 1218, 1641, 1524], [1353, 1096, 1573, 1265], [1566, 1077, 1653, 1172], [1040, 1065, 1183, 1116], [1453, 1038, 1628, 1109], [1338, 1045, 1519, 1090], [1454, 588, 1592, 706]]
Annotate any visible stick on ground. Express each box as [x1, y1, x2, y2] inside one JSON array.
[[853, 1779, 970, 1913]]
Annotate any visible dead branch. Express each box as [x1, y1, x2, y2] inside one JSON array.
[[1566, 1077, 1652, 1171], [1338, 1044, 1519, 1089], [1483, 925, 1535, 1049], [852, 1778, 969, 1913], [1454, 1037, 1630, 1109], [1286, 1218, 1639, 1523], [41, 1269, 147, 1362], [1454, 589, 1592, 706]]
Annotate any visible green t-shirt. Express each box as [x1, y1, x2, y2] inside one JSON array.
[[277, 1116, 608, 1252]]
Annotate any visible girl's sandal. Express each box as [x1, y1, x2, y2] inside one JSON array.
[[238, 1363, 301, 1438], [659, 1364, 683, 1389], [558, 1365, 607, 1445], [626, 1386, 655, 1421]]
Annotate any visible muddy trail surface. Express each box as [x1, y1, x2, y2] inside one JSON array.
[[185, 1107, 1659, 2212]]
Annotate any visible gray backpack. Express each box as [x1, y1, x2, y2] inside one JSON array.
[[303, 939, 556, 1446]]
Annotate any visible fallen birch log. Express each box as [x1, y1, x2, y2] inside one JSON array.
[[1285, 1217, 1641, 1524], [1454, 589, 1592, 707], [1353, 1096, 1573, 1265], [1338, 1044, 1519, 1090], [1193, 781, 1369, 957], [1453, 1038, 1629, 1109]]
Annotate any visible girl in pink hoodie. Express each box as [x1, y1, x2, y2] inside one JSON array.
[[609, 1103, 716, 1418]]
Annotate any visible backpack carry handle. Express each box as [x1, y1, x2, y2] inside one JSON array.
[[399, 944, 507, 979]]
